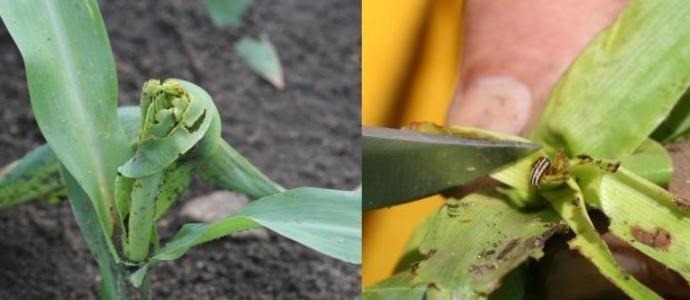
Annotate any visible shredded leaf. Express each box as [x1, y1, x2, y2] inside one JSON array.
[[541, 179, 661, 299], [411, 194, 562, 297]]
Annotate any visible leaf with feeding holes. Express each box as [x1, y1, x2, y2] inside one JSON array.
[[118, 79, 221, 178], [411, 194, 562, 298], [541, 179, 661, 299], [574, 166, 690, 281]]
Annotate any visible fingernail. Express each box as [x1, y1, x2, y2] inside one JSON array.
[[447, 76, 532, 134]]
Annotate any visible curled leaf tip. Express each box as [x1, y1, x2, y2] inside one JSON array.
[[118, 79, 220, 178], [140, 79, 193, 141]]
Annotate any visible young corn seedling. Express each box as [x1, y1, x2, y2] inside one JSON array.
[[364, 1, 690, 299], [0, 1, 360, 299], [204, 0, 285, 89]]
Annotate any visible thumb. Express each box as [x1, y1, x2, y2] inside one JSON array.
[[447, 0, 628, 134]]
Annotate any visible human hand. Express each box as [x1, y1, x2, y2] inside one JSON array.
[[447, 0, 627, 134]]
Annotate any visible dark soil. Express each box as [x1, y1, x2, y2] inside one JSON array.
[[0, 0, 360, 299]]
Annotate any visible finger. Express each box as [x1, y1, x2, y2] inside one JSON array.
[[447, 0, 628, 134]]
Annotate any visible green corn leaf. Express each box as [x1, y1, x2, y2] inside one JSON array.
[[118, 79, 221, 178], [0, 104, 282, 208], [487, 265, 527, 300], [117, 106, 142, 145], [153, 163, 193, 220], [62, 167, 128, 299], [541, 180, 661, 299], [575, 166, 690, 280], [362, 272, 427, 300], [393, 211, 436, 273], [0, 0, 132, 237], [651, 91, 690, 143], [198, 139, 284, 199], [235, 34, 285, 89], [620, 139, 673, 185], [411, 194, 562, 297], [138, 187, 360, 274], [113, 174, 134, 244], [530, 0, 690, 159], [205, 0, 252, 28], [0, 145, 63, 208]]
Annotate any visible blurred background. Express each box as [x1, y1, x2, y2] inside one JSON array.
[[362, 0, 464, 287]]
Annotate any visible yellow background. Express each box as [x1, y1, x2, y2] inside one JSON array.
[[362, 0, 464, 287]]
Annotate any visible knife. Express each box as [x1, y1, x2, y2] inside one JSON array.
[[363, 126, 540, 210]]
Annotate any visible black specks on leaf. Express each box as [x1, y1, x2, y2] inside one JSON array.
[[496, 239, 519, 260]]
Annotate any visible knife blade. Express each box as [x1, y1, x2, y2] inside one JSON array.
[[363, 126, 540, 210]]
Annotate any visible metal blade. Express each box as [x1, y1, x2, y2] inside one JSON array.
[[363, 127, 540, 210]]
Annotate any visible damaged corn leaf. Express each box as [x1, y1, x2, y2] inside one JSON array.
[[205, 0, 252, 28], [411, 193, 562, 297], [619, 139, 673, 185], [540, 179, 661, 299], [118, 79, 221, 178], [0, 145, 63, 208], [575, 166, 690, 280], [153, 163, 193, 220], [393, 211, 437, 273], [137, 187, 360, 275], [362, 272, 427, 300], [0, 104, 282, 207], [530, 0, 690, 159], [235, 34, 285, 89]]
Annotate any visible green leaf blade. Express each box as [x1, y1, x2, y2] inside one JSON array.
[[620, 139, 673, 185], [0, 145, 62, 208], [198, 139, 284, 199], [235, 34, 285, 89], [530, 0, 690, 159], [62, 167, 128, 299], [0, 0, 132, 235], [150, 188, 361, 264], [205, 0, 252, 28], [363, 272, 427, 300], [239, 187, 361, 263]]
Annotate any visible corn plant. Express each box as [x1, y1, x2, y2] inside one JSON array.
[[364, 1, 690, 299], [0, 1, 360, 299]]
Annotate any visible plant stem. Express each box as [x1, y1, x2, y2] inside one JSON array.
[[126, 173, 162, 262]]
